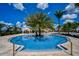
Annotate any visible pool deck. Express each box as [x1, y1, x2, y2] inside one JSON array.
[[0, 33, 79, 56]]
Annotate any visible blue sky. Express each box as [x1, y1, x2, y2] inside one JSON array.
[[0, 3, 79, 26]]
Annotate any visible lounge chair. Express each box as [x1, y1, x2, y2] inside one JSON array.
[[70, 32, 79, 38]]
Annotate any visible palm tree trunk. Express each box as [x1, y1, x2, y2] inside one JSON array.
[[38, 27, 41, 36], [58, 19, 60, 33], [58, 26, 60, 32], [35, 31, 38, 36]]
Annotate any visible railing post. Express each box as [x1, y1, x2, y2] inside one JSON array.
[[70, 41, 73, 56], [67, 37, 73, 56], [13, 43, 15, 56]]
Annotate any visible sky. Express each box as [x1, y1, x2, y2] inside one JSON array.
[[0, 3, 79, 27]]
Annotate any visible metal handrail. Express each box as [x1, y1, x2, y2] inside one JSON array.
[[66, 36, 73, 56], [12, 37, 21, 56], [13, 43, 15, 56]]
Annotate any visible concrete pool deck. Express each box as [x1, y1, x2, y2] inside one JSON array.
[[0, 33, 79, 56]]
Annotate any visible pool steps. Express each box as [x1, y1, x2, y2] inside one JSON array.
[[16, 45, 24, 51], [57, 44, 67, 50], [15, 44, 67, 51]]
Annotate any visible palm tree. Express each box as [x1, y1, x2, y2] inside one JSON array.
[[0, 23, 6, 35], [0, 23, 5, 28], [70, 22, 79, 32], [61, 22, 79, 34], [54, 10, 63, 32], [61, 23, 69, 34], [26, 12, 54, 36]]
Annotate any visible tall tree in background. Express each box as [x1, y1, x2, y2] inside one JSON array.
[[54, 10, 63, 32]]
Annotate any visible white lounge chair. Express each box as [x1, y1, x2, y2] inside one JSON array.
[[70, 32, 79, 36]]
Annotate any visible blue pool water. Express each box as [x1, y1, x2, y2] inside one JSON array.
[[10, 34, 68, 51]]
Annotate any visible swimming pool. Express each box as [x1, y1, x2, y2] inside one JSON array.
[[10, 34, 68, 51]]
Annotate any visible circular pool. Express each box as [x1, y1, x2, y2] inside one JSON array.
[[10, 34, 68, 51]]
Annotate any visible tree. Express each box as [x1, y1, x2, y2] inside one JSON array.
[[26, 12, 54, 36], [62, 22, 72, 34], [54, 10, 63, 32], [0, 23, 6, 28], [0, 23, 8, 36], [61, 22, 79, 34]]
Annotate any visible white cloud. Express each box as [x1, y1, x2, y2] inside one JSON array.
[[65, 3, 79, 14], [63, 20, 74, 24], [22, 22, 27, 28], [75, 8, 79, 13], [37, 3, 48, 10], [62, 14, 77, 20], [13, 3, 25, 11], [0, 21, 13, 26], [0, 21, 5, 24], [16, 21, 21, 27], [5, 23, 13, 26], [8, 23, 12, 25], [48, 11, 51, 15], [65, 3, 75, 13], [62, 3, 78, 23], [9, 3, 25, 11], [54, 24, 59, 31], [54, 24, 58, 28]]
